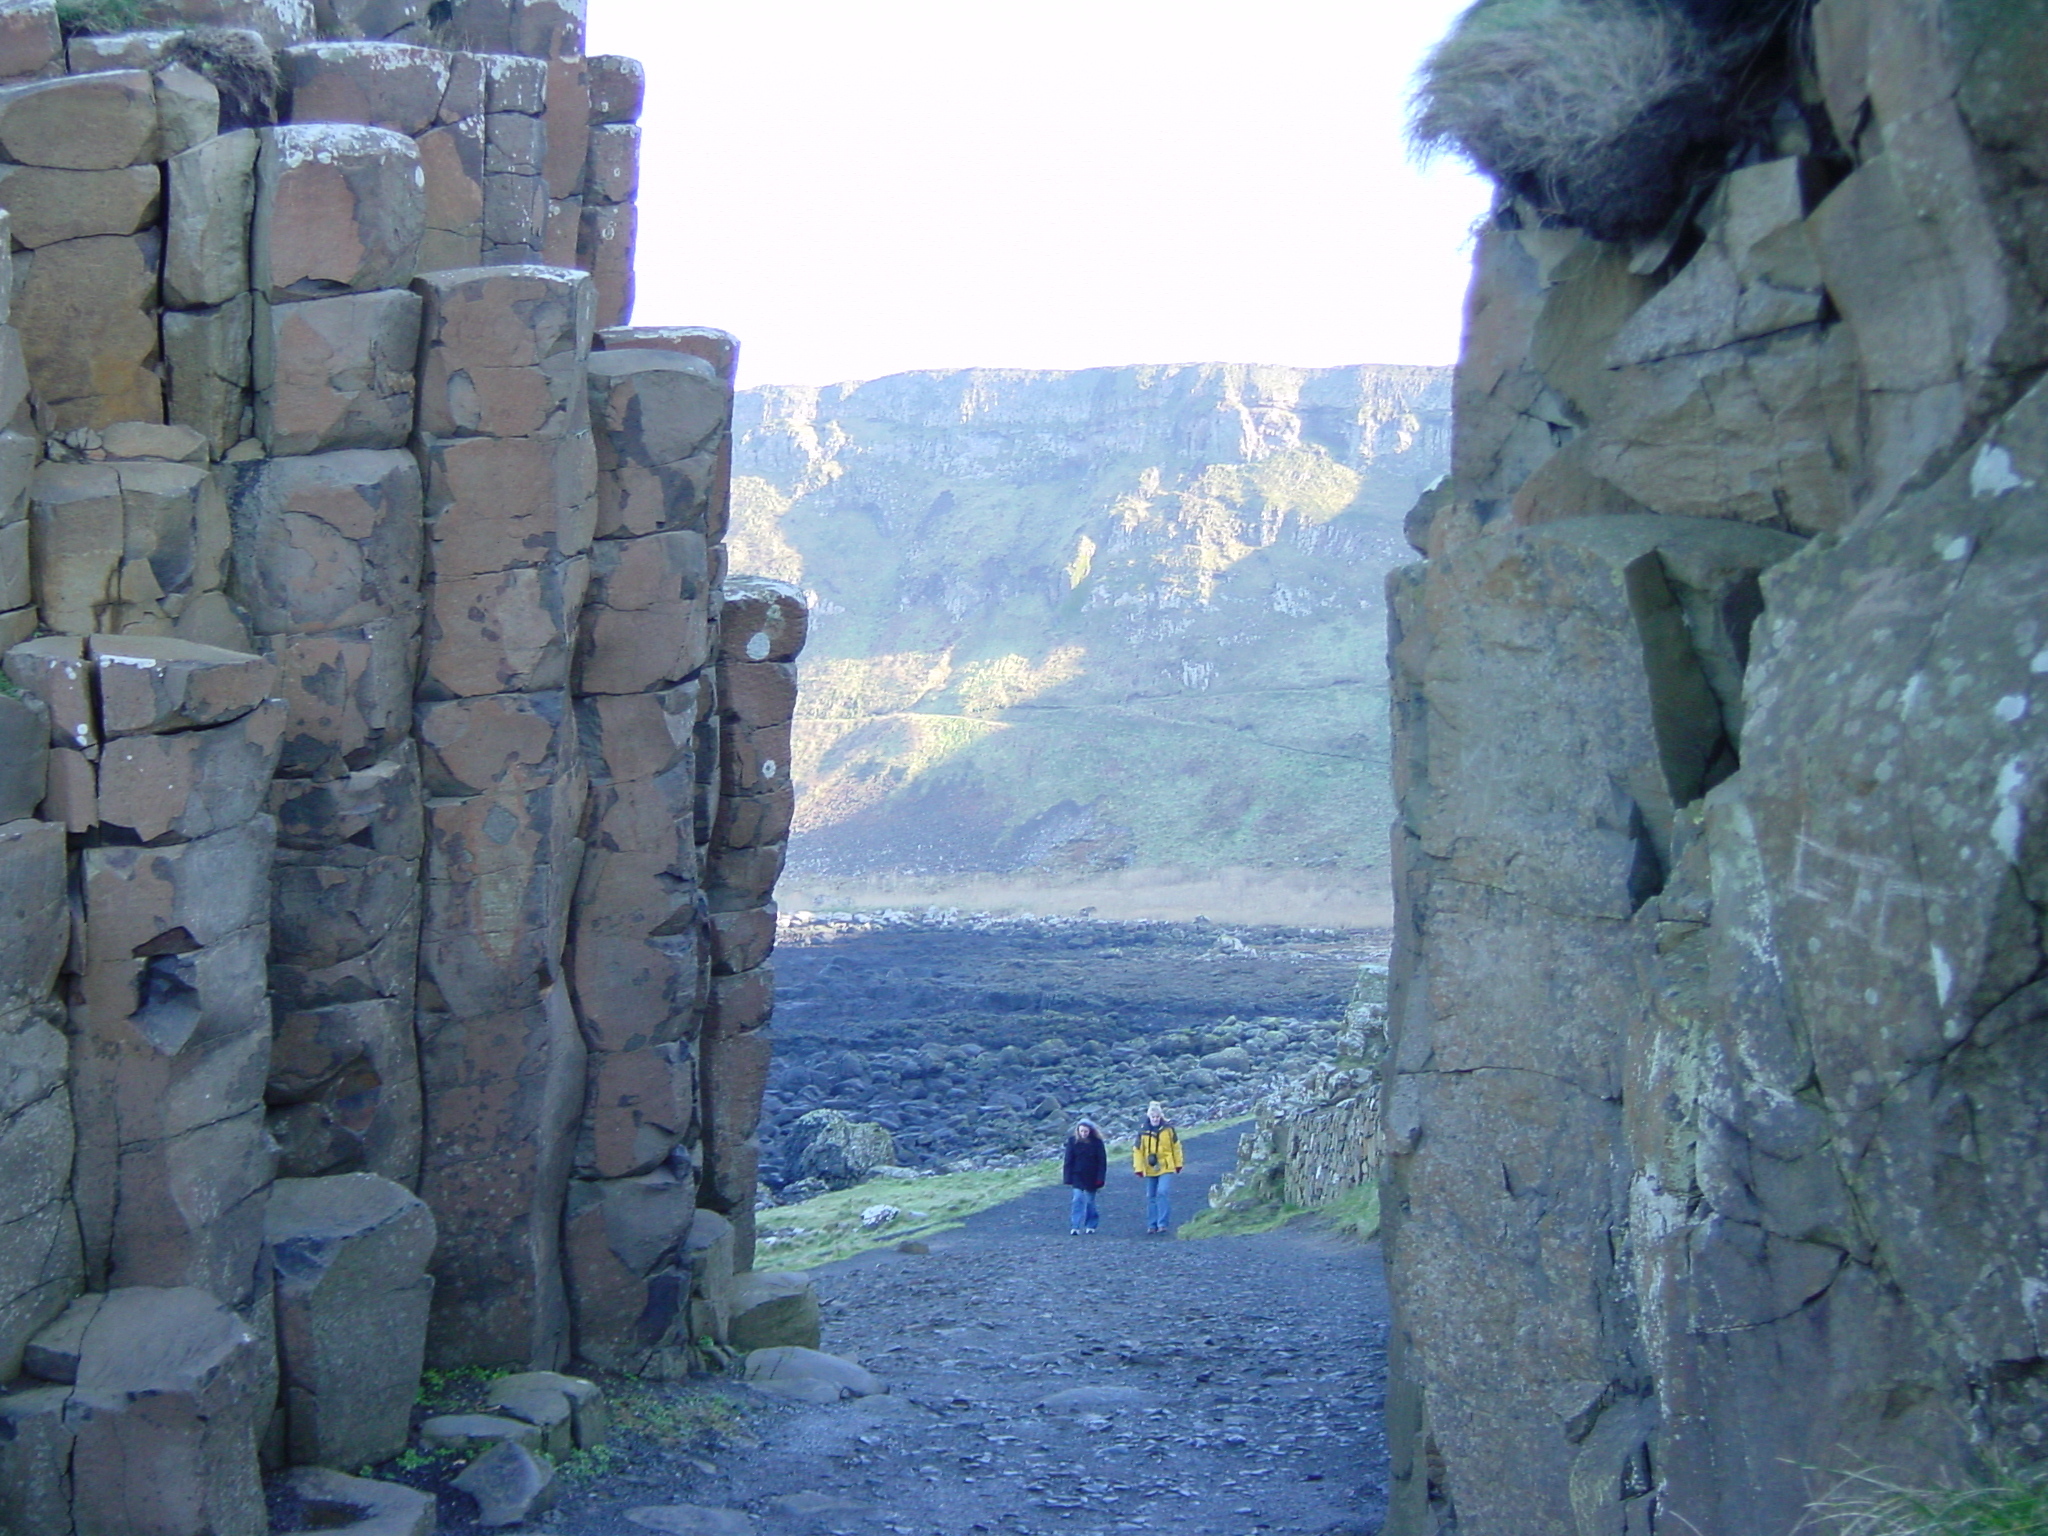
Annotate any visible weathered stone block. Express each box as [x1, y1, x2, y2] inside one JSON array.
[[563, 1166, 693, 1372], [66, 1287, 266, 1536], [417, 986, 585, 1368], [0, 688, 45, 819], [416, 117, 485, 271], [89, 633, 275, 736], [582, 122, 636, 204], [541, 192, 578, 265], [3, 632, 92, 749], [578, 1043, 691, 1179], [267, 995, 422, 1183], [0, 162, 157, 246], [153, 60, 219, 156], [259, 619, 418, 779], [715, 715, 791, 802], [712, 792, 793, 853], [574, 529, 711, 695], [539, 55, 585, 198], [597, 324, 739, 383], [719, 577, 807, 663], [575, 197, 633, 328], [728, 1271, 820, 1353], [413, 262, 593, 439], [13, 233, 160, 430], [585, 55, 641, 125], [707, 840, 785, 914], [254, 122, 424, 302], [574, 683, 694, 785], [228, 448, 423, 635], [314, 0, 436, 42], [707, 905, 776, 977], [420, 430, 595, 580], [0, 1385, 72, 1536], [164, 129, 257, 309], [0, 69, 156, 168], [97, 697, 285, 843], [585, 351, 728, 537], [0, 0, 59, 84], [281, 41, 450, 134], [256, 288, 422, 454], [484, 108, 544, 175], [268, 1173, 435, 1468], [164, 295, 256, 456], [483, 51, 545, 114], [158, 0, 313, 48], [269, 741, 421, 854], [481, 168, 544, 250], [419, 555, 587, 699]]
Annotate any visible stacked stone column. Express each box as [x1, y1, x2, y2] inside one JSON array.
[[230, 120, 429, 1190], [411, 263, 596, 1367], [560, 343, 729, 1370], [704, 578, 808, 1269]]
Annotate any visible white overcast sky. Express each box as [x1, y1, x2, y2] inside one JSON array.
[[583, 1, 1490, 390]]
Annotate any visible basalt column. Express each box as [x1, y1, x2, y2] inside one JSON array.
[[705, 577, 808, 1270], [561, 343, 728, 1371], [233, 120, 429, 1191], [411, 263, 596, 1368]]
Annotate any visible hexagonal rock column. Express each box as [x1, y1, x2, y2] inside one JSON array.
[[704, 578, 809, 1269], [0, 69, 167, 429], [0, 1286, 269, 1536], [410, 263, 596, 1368], [231, 117, 428, 1189], [14, 637, 287, 1305], [0, 210, 38, 653], [577, 56, 640, 328], [267, 1173, 436, 1469], [0, 809, 81, 1382], [561, 346, 733, 1372]]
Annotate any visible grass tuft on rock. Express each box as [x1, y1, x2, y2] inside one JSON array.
[[1408, 0, 1801, 239], [1800, 1465, 2048, 1536]]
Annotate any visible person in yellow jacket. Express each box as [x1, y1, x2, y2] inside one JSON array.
[[1131, 1101, 1184, 1233]]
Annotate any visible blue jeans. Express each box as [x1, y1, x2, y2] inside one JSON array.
[[1068, 1186, 1100, 1231], [1144, 1174, 1174, 1230]]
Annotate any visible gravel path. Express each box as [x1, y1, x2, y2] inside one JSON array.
[[553, 1127, 1391, 1536]]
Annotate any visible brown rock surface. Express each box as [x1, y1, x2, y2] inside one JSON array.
[[254, 123, 424, 302], [13, 233, 161, 430], [256, 287, 423, 454], [0, 69, 157, 169], [0, 163, 158, 247]]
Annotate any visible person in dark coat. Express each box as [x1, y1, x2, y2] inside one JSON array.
[[1062, 1119, 1108, 1234]]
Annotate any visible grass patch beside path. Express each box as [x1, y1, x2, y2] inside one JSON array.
[[757, 1162, 1061, 1268], [1181, 1180, 1381, 1245], [757, 1117, 1254, 1269]]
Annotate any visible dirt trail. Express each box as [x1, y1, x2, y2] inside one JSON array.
[[550, 1127, 1391, 1536]]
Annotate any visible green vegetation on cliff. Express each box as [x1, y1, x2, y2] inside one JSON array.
[[730, 363, 1449, 889]]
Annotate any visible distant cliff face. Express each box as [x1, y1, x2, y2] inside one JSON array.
[[729, 363, 1450, 884]]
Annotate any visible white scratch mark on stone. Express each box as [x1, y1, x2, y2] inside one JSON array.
[[1970, 443, 2031, 498], [1993, 758, 2027, 863], [1996, 694, 2029, 723], [1930, 946, 1954, 1007]]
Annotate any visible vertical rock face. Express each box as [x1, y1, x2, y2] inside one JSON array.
[[0, 3, 799, 1525], [1385, 4, 2048, 1534]]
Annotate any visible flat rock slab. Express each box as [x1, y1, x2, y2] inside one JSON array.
[[1036, 1385, 1153, 1411], [764, 1491, 879, 1520], [626, 1508, 757, 1536], [742, 1346, 883, 1405]]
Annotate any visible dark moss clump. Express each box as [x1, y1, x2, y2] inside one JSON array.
[[1409, 0, 1806, 241], [162, 26, 279, 129]]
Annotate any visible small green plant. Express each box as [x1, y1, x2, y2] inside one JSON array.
[[54, 0, 154, 37], [557, 1443, 623, 1484], [610, 1383, 748, 1447], [391, 1446, 454, 1473], [1801, 1462, 2048, 1536], [415, 1364, 505, 1411]]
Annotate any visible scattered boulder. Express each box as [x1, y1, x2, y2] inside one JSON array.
[[486, 1370, 607, 1448], [452, 1438, 556, 1528], [276, 1467, 435, 1536], [416, 1412, 544, 1453], [789, 1109, 895, 1188], [727, 1270, 821, 1352], [742, 1345, 885, 1404]]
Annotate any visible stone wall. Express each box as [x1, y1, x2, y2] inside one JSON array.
[[1384, 3, 2048, 1534], [0, 3, 803, 1528]]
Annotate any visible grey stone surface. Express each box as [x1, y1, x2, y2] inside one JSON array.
[[165, 129, 258, 310], [267, 1173, 435, 1468], [277, 1467, 435, 1536], [452, 1438, 557, 1527], [255, 287, 422, 454], [743, 1345, 885, 1404], [253, 122, 424, 302], [727, 1270, 820, 1353]]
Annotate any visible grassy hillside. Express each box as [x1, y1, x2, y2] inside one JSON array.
[[728, 363, 1449, 890]]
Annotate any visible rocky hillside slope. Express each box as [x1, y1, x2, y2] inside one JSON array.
[[728, 364, 1449, 886]]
